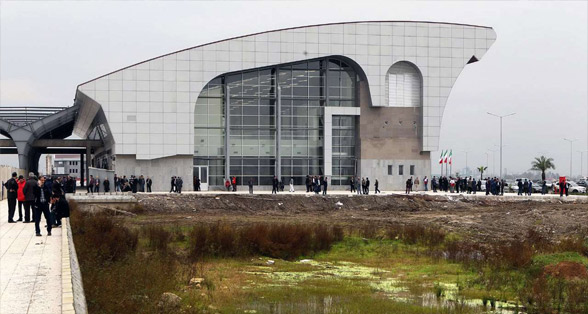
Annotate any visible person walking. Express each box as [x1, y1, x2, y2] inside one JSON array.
[[374, 179, 380, 194], [4, 172, 19, 223], [177, 177, 183, 193], [248, 178, 254, 194], [103, 177, 110, 193], [414, 177, 420, 191], [305, 175, 311, 193], [349, 177, 355, 193], [423, 176, 428, 192], [170, 176, 177, 193], [146, 177, 152, 192], [114, 174, 120, 192], [289, 177, 295, 192], [88, 175, 95, 194], [432, 176, 437, 193], [355, 177, 361, 195], [365, 178, 370, 195], [517, 180, 523, 196], [541, 180, 547, 195], [94, 177, 100, 193], [34, 176, 52, 237], [405, 177, 413, 194], [225, 178, 231, 192], [232, 176, 237, 192], [22, 173, 38, 224], [138, 175, 145, 192], [322, 176, 328, 196], [272, 176, 278, 194], [16, 175, 26, 221]]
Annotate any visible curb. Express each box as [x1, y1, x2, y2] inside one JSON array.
[[62, 218, 88, 314]]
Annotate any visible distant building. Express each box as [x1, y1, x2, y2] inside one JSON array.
[[53, 154, 81, 177], [73, 21, 496, 191]]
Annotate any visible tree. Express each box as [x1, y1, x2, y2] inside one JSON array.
[[530, 156, 555, 181], [477, 166, 488, 180]]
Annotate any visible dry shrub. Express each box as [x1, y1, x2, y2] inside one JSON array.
[[385, 223, 446, 247], [521, 272, 588, 314], [143, 225, 171, 253], [71, 205, 138, 265], [558, 236, 588, 256], [189, 222, 343, 261]]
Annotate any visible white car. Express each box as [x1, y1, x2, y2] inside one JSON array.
[[567, 181, 586, 193]]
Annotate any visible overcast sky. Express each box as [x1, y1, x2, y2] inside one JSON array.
[[1, 1, 587, 177]]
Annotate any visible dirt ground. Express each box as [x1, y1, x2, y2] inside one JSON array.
[[123, 193, 588, 243]]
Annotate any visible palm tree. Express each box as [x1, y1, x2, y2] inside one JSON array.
[[531, 156, 555, 181], [477, 166, 487, 181]]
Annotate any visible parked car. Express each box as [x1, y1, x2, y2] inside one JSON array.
[[568, 181, 586, 193], [553, 181, 586, 194], [577, 179, 587, 188]]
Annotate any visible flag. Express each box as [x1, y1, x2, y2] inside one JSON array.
[[438, 150, 445, 164], [448, 150, 453, 165], [444, 150, 449, 164]]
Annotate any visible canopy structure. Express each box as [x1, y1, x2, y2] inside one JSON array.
[[0, 105, 102, 179]]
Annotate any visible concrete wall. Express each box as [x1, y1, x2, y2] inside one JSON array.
[[114, 154, 193, 192], [88, 167, 115, 191], [360, 158, 431, 191], [358, 79, 431, 190], [0, 165, 24, 183]]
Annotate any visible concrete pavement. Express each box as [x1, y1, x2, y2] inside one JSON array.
[[0, 200, 62, 314]]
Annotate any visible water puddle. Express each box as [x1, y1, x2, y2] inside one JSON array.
[[245, 259, 521, 313]]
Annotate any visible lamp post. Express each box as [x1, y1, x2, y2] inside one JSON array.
[[487, 112, 516, 179], [563, 138, 577, 178]]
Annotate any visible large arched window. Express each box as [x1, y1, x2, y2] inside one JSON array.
[[386, 61, 422, 107]]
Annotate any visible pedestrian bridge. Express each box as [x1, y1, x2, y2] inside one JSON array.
[[0, 106, 103, 182]]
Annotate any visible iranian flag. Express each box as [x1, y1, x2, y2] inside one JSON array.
[[438, 150, 445, 164], [448, 150, 453, 165]]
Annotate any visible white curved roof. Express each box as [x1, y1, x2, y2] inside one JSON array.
[[75, 21, 496, 160]]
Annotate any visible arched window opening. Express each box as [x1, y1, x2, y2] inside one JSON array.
[[387, 62, 422, 107]]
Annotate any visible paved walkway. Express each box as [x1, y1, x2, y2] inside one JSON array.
[[0, 200, 62, 314]]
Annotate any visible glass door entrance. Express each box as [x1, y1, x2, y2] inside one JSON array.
[[193, 166, 209, 191]]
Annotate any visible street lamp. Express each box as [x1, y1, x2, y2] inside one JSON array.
[[487, 112, 516, 179], [563, 138, 577, 177]]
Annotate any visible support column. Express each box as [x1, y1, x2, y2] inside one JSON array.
[[224, 85, 231, 182], [276, 85, 282, 180], [80, 153, 85, 187], [86, 146, 91, 184]]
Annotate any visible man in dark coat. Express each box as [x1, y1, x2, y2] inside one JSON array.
[[51, 193, 70, 227], [22, 173, 38, 223], [4, 172, 19, 223], [34, 176, 52, 236], [322, 176, 328, 196], [103, 178, 110, 193], [170, 176, 176, 193], [272, 176, 278, 194], [146, 177, 153, 192]]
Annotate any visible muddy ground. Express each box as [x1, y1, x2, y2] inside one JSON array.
[[117, 193, 588, 243]]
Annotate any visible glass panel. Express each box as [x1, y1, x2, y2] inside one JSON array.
[[201, 167, 207, 183]]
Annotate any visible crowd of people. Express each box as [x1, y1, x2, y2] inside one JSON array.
[[3, 172, 70, 236]]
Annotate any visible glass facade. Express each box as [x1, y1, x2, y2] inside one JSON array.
[[194, 57, 358, 186]]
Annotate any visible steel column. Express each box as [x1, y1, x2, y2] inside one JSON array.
[[224, 85, 231, 182], [276, 85, 282, 181]]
